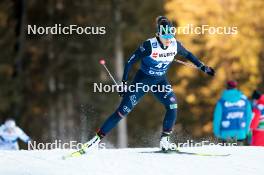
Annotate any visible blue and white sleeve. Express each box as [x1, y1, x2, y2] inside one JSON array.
[[176, 41, 204, 68], [122, 40, 152, 81], [16, 128, 31, 143]]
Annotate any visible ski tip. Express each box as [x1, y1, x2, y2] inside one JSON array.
[[99, 59, 105, 65], [62, 150, 85, 160]]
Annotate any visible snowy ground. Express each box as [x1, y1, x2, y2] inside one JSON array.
[[0, 146, 264, 175]]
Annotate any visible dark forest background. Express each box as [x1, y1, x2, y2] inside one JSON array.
[[0, 0, 263, 148]]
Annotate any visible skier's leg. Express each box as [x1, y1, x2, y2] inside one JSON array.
[[152, 79, 177, 150], [81, 85, 147, 151], [153, 81, 177, 133], [161, 91, 177, 133], [82, 71, 155, 151], [97, 70, 152, 138], [97, 89, 146, 137]]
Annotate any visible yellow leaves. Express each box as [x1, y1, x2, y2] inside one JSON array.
[[202, 121, 212, 133], [200, 87, 211, 97], [165, 0, 264, 136], [173, 78, 188, 94], [167, 0, 263, 85], [166, 0, 222, 25], [186, 93, 196, 104]]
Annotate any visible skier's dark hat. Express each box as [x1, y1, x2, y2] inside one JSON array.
[[156, 16, 174, 39]]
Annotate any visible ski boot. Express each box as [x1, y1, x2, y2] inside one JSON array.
[[81, 134, 101, 151], [160, 131, 176, 151]]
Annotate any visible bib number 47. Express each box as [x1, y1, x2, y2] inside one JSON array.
[[155, 62, 170, 69]]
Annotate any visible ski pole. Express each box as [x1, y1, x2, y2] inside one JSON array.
[[99, 59, 119, 85], [174, 59, 198, 69]]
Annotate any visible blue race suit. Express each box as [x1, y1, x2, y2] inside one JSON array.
[[98, 37, 204, 137]]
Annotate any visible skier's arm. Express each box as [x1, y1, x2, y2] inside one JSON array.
[[245, 100, 253, 132], [213, 101, 222, 138], [17, 128, 31, 143], [122, 40, 152, 81], [176, 41, 203, 67], [176, 41, 215, 76]]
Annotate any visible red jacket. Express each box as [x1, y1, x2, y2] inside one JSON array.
[[250, 95, 264, 146]]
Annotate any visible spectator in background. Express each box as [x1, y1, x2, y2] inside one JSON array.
[[213, 81, 252, 145], [0, 118, 31, 150], [251, 90, 262, 108], [249, 90, 264, 146]]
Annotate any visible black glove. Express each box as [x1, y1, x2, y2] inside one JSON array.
[[200, 65, 215, 76], [118, 81, 127, 97]]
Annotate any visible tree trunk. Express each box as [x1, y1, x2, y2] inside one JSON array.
[[113, 0, 127, 148]]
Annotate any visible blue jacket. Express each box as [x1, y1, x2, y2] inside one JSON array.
[[213, 89, 252, 140], [122, 37, 203, 81]]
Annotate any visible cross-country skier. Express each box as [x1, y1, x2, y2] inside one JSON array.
[[82, 16, 215, 152], [0, 118, 31, 150]]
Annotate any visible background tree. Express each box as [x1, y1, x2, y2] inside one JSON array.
[[165, 0, 264, 137]]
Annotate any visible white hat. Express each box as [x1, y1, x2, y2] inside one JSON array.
[[5, 119, 16, 129]]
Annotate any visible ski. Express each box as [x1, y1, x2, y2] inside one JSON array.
[[62, 135, 101, 159], [62, 149, 86, 160], [62, 145, 88, 160], [140, 149, 231, 157]]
